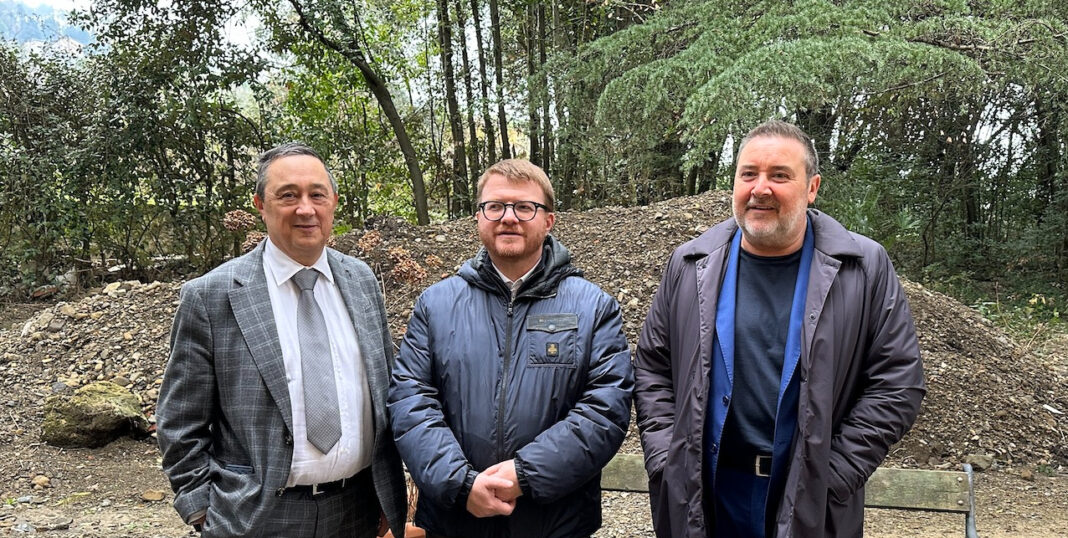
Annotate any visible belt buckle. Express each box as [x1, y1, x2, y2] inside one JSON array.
[[311, 483, 323, 496], [755, 455, 772, 477]]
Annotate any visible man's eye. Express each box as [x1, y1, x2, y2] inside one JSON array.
[[486, 203, 504, 211]]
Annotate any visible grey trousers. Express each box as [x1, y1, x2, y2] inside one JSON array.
[[203, 468, 380, 538]]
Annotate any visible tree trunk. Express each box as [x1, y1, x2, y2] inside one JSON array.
[[288, 0, 429, 224], [470, 0, 497, 165], [437, 0, 471, 216], [454, 0, 481, 196], [1035, 94, 1060, 213], [538, 3, 551, 172], [526, 4, 541, 164], [488, 0, 511, 159]]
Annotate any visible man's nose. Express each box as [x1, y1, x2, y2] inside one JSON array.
[[295, 197, 316, 215], [500, 205, 521, 223], [752, 174, 773, 196]]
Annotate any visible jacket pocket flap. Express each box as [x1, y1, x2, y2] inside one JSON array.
[[527, 313, 578, 332]]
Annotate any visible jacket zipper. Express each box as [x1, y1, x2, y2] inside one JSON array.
[[497, 298, 515, 461]]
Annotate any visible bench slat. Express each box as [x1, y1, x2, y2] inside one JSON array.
[[864, 467, 971, 513], [600, 452, 649, 492]]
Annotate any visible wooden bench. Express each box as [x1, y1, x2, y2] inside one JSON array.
[[601, 454, 978, 538]]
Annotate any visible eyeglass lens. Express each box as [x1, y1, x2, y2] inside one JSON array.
[[481, 202, 539, 221]]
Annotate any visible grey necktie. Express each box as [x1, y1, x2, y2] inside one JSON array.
[[292, 268, 342, 454]]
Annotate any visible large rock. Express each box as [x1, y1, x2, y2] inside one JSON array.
[[41, 381, 149, 447]]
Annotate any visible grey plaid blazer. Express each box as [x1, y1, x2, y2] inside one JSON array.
[[157, 242, 407, 537]]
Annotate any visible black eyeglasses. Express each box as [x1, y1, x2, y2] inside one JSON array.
[[477, 201, 550, 222]]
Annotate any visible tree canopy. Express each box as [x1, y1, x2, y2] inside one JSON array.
[[0, 0, 1065, 314]]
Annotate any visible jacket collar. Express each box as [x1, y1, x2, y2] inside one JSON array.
[[461, 234, 582, 298]]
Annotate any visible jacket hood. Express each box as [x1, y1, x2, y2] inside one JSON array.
[[459, 234, 582, 298], [679, 209, 864, 260]]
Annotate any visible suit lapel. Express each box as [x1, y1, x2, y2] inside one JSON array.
[[230, 243, 294, 433], [328, 250, 388, 434]]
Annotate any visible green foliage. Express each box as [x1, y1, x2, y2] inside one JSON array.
[[0, 0, 268, 294], [559, 0, 1068, 310], [3, 0, 1066, 318]]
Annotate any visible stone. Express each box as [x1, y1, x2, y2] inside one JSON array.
[[35, 518, 73, 532], [1020, 468, 1035, 481], [964, 453, 995, 472], [141, 490, 166, 502], [12, 521, 35, 533], [46, 315, 66, 333], [103, 282, 122, 294], [58, 304, 77, 317], [40, 381, 149, 448], [31, 475, 50, 489]]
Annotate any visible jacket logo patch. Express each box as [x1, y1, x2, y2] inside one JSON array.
[[546, 342, 559, 357]]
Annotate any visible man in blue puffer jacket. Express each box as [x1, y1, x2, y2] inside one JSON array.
[[389, 159, 634, 538]]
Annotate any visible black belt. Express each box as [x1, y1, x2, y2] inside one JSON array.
[[277, 467, 370, 497], [720, 453, 772, 477]]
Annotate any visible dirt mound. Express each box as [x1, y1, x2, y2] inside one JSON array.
[[344, 190, 1068, 469], [1, 190, 1065, 479]]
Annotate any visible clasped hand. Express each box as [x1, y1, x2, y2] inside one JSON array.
[[465, 459, 523, 518]]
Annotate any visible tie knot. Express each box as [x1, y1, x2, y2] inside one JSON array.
[[292, 268, 320, 291]]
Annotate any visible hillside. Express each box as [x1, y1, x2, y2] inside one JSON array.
[[0, 190, 1065, 536]]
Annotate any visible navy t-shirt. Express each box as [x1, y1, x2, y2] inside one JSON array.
[[720, 247, 801, 456]]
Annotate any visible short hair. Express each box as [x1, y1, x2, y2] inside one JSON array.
[[736, 120, 820, 179], [255, 142, 338, 199], [476, 159, 555, 212]]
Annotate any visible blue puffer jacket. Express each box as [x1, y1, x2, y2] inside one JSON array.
[[389, 236, 633, 538]]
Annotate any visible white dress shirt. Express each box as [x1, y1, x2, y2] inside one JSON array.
[[494, 258, 541, 300], [262, 239, 373, 485]]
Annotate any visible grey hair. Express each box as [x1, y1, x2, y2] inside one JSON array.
[[255, 142, 338, 199], [736, 120, 820, 179]]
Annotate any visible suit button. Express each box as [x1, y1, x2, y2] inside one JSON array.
[[710, 443, 718, 454], [276, 487, 285, 497], [284, 433, 293, 446], [722, 395, 730, 406]]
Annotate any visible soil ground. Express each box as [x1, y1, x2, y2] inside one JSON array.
[[0, 435, 1065, 537]]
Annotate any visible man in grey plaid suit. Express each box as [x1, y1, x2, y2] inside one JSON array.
[[157, 143, 407, 538]]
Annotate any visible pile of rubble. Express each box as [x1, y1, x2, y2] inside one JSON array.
[[1, 191, 1065, 473]]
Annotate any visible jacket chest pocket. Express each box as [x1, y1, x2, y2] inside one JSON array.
[[526, 313, 578, 368]]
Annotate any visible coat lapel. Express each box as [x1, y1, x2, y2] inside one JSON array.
[[229, 243, 294, 433]]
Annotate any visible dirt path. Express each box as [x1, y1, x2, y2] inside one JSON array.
[[1, 438, 1065, 537]]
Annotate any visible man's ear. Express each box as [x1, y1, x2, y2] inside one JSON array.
[[807, 174, 821, 204]]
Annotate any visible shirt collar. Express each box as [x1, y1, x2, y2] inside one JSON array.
[[492, 257, 540, 294], [263, 238, 334, 288]]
